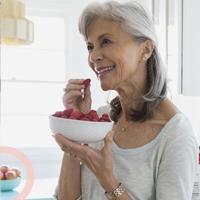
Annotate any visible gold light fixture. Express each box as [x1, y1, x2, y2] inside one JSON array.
[[0, 0, 34, 45]]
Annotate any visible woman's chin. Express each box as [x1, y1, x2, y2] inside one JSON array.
[[100, 83, 113, 91], [99, 75, 114, 90]]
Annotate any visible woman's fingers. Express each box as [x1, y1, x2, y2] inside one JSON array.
[[54, 133, 114, 178], [104, 130, 115, 144], [54, 134, 97, 163], [64, 83, 85, 93], [63, 92, 79, 108], [55, 134, 86, 158], [63, 79, 86, 106], [67, 90, 83, 98], [83, 85, 91, 100], [63, 79, 84, 93], [62, 78, 92, 113], [103, 130, 115, 153], [68, 79, 84, 84], [55, 138, 71, 153]]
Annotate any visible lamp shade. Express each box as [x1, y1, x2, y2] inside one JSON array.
[[0, 0, 34, 45]]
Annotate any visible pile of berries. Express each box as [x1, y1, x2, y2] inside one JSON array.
[[0, 165, 21, 180], [53, 109, 111, 122]]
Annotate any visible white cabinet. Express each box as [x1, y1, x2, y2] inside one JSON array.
[[178, 0, 200, 96]]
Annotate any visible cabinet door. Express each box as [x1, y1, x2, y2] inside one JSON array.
[[178, 0, 200, 96]]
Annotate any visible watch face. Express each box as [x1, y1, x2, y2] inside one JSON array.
[[105, 183, 125, 199]]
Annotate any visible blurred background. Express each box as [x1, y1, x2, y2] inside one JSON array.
[[0, 0, 200, 198]]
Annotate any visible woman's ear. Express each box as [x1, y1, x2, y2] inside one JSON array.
[[140, 40, 154, 62]]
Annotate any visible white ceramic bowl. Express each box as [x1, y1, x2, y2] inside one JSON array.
[[0, 177, 21, 191], [49, 115, 113, 143]]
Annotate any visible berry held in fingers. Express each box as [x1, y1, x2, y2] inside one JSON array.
[[83, 78, 91, 88]]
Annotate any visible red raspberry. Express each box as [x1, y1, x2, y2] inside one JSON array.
[[99, 118, 107, 122], [83, 79, 91, 88], [68, 116, 77, 120], [53, 111, 63, 117], [85, 114, 98, 121], [87, 110, 99, 121], [52, 108, 112, 123], [61, 115, 69, 118], [88, 110, 96, 114], [63, 108, 73, 118], [80, 117, 90, 121], [100, 113, 111, 122], [70, 110, 84, 120]]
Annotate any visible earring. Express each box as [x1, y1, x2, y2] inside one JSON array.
[[143, 55, 148, 61], [139, 53, 147, 62], [139, 56, 145, 63]]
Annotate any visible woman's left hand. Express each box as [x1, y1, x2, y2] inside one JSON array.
[[54, 130, 117, 188]]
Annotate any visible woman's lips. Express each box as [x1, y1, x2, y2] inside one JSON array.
[[96, 65, 115, 78]]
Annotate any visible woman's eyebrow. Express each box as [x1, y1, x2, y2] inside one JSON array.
[[98, 33, 113, 40], [87, 33, 113, 44]]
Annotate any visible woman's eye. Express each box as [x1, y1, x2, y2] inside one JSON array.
[[101, 38, 111, 46], [87, 45, 93, 51]]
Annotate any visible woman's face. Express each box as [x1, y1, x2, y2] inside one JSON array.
[[86, 18, 145, 91]]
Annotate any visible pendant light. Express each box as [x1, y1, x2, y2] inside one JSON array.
[[0, 0, 34, 45]]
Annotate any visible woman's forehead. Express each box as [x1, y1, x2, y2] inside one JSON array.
[[86, 19, 122, 42]]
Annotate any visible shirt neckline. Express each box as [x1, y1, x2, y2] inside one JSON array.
[[112, 112, 183, 155]]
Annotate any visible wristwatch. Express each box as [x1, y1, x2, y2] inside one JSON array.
[[105, 182, 126, 200]]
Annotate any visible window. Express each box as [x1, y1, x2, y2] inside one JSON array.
[[1, 16, 66, 148]]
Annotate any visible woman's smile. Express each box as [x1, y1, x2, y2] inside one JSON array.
[[95, 64, 116, 79]]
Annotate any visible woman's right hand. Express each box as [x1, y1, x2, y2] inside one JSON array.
[[63, 79, 92, 114]]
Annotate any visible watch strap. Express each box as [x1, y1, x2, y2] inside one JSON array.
[[105, 182, 126, 199]]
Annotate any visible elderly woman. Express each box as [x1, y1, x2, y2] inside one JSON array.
[[54, 1, 198, 200]]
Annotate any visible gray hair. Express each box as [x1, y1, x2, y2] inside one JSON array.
[[79, 1, 167, 122]]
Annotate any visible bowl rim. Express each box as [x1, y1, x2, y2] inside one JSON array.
[[0, 177, 21, 182], [49, 115, 113, 124]]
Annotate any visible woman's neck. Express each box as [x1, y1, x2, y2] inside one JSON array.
[[117, 98, 178, 124], [116, 82, 146, 120]]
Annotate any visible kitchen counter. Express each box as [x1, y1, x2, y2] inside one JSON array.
[[0, 178, 57, 200]]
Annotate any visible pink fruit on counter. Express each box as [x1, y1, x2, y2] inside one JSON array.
[[0, 171, 4, 180], [0, 165, 9, 174], [5, 170, 17, 180], [10, 168, 21, 177]]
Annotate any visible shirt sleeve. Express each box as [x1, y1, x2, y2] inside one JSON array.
[[156, 133, 198, 200], [97, 104, 110, 116]]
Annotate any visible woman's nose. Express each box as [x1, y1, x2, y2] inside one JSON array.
[[89, 48, 103, 63]]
